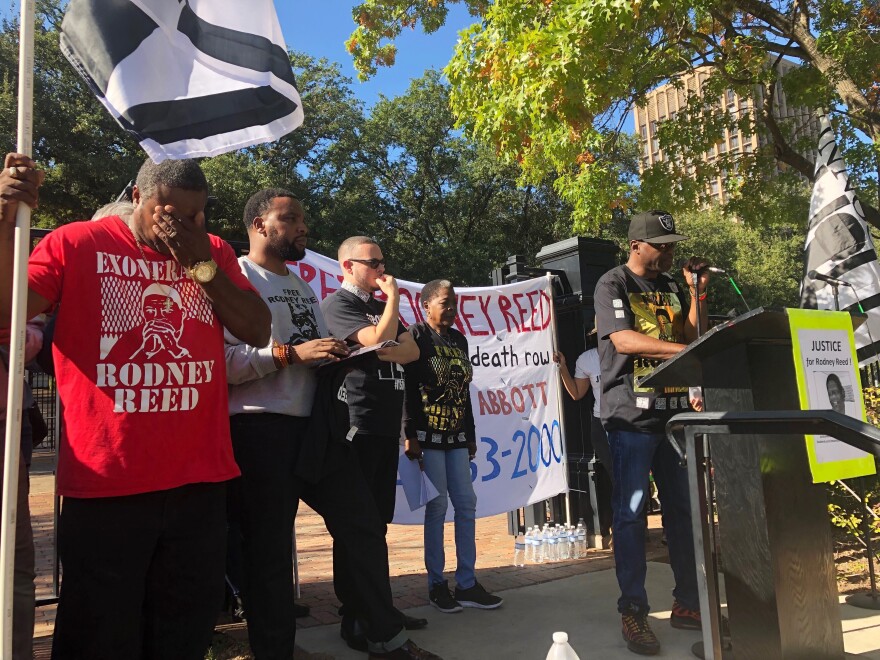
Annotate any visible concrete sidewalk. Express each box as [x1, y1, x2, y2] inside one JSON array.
[[27, 456, 880, 659], [295, 562, 880, 659]]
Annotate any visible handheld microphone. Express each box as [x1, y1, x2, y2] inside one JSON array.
[[678, 261, 751, 313], [677, 260, 726, 275], [808, 270, 853, 288]]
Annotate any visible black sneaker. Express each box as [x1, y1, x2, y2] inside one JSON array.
[[429, 581, 462, 613], [400, 612, 428, 630], [368, 639, 444, 659], [621, 613, 660, 655], [453, 582, 503, 610]]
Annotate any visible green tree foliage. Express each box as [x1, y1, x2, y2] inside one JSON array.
[[347, 0, 880, 229], [677, 210, 805, 313], [202, 52, 368, 241], [827, 478, 880, 548], [323, 70, 573, 284], [0, 2, 571, 284]]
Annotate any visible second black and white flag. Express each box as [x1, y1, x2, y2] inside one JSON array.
[[801, 115, 880, 366]]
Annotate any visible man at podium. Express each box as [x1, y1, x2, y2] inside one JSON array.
[[594, 210, 710, 656]]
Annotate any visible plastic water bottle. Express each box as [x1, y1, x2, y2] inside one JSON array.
[[543, 526, 553, 563], [576, 519, 587, 558], [513, 533, 526, 567], [555, 527, 565, 561], [557, 526, 570, 561], [535, 526, 545, 564], [567, 526, 577, 559], [523, 527, 534, 564], [528, 526, 540, 564], [557, 525, 568, 560], [530, 526, 542, 563], [538, 524, 550, 563], [546, 632, 581, 660], [547, 526, 559, 562]]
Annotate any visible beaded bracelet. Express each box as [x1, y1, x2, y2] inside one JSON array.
[[273, 340, 289, 368], [689, 288, 707, 302]]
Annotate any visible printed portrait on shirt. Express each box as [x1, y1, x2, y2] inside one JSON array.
[[422, 345, 473, 432], [286, 298, 320, 345], [102, 275, 214, 362], [96, 250, 217, 414], [629, 291, 686, 396], [130, 284, 190, 360]]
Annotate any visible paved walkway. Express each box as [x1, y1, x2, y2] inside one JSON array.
[[28, 452, 659, 642], [296, 563, 880, 659], [289, 504, 627, 631], [26, 454, 880, 659], [30, 453, 59, 638]]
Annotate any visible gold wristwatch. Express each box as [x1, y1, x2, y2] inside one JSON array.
[[188, 259, 218, 284]]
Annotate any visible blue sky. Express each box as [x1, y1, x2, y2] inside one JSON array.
[[278, 2, 476, 107], [0, 0, 477, 108]]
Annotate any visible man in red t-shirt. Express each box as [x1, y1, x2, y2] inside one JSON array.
[[0, 153, 270, 659]]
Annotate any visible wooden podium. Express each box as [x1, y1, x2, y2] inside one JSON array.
[[641, 308, 854, 659]]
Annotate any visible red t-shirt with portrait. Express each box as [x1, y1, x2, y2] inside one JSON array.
[[28, 216, 255, 498]]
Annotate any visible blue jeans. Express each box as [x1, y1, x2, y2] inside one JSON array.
[[422, 447, 477, 591], [607, 429, 699, 615]]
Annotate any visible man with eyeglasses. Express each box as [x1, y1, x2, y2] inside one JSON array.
[[225, 199, 441, 660], [320, 236, 424, 652], [594, 210, 710, 656]]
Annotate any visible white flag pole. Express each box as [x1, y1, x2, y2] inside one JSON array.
[[1, 0, 35, 655], [545, 273, 572, 525]]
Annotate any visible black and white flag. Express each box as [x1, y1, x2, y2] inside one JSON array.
[[60, 0, 304, 162], [800, 115, 880, 365]]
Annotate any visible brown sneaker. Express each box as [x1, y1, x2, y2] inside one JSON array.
[[670, 601, 702, 630], [621, 613, 660, 655], [670, 601, 730, 634]]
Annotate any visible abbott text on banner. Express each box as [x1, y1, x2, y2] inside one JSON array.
[[59, 0, 304, 162], [288, 252, 568, 525], [800, 115, 880, 366]]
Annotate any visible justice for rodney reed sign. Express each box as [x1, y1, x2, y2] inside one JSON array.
[[288, 251, 568, 524], [788, 308, 876, 482]]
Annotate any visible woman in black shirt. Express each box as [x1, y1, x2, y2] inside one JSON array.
[[404, 279, 503, 613]]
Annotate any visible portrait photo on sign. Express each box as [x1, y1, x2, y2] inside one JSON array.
[[808, 369, 864, 462], [809, 370, 855, 417]]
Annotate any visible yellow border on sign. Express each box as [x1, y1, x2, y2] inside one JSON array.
[[788, 308, 876, 482]]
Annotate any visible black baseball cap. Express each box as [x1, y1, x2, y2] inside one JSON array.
[[628, 210, 688, 243]]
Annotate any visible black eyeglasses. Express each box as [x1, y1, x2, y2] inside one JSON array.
[[349, 257, 386, 269], [643, 241, 674, 251]]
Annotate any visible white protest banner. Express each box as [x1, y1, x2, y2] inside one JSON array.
[[288, 250, 568, 524]]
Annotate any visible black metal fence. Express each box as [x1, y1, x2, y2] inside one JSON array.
[[27, 368, 56, 453], [25, 229, 56, 453]]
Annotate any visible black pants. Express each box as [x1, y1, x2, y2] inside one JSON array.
[[51, 482, 227, 660], [590, 415, 614, 536], [229, 415, 405, 659], [332, 432, 400, 621]]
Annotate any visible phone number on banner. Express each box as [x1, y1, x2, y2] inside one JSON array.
[[470, 419, 563, 483]]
